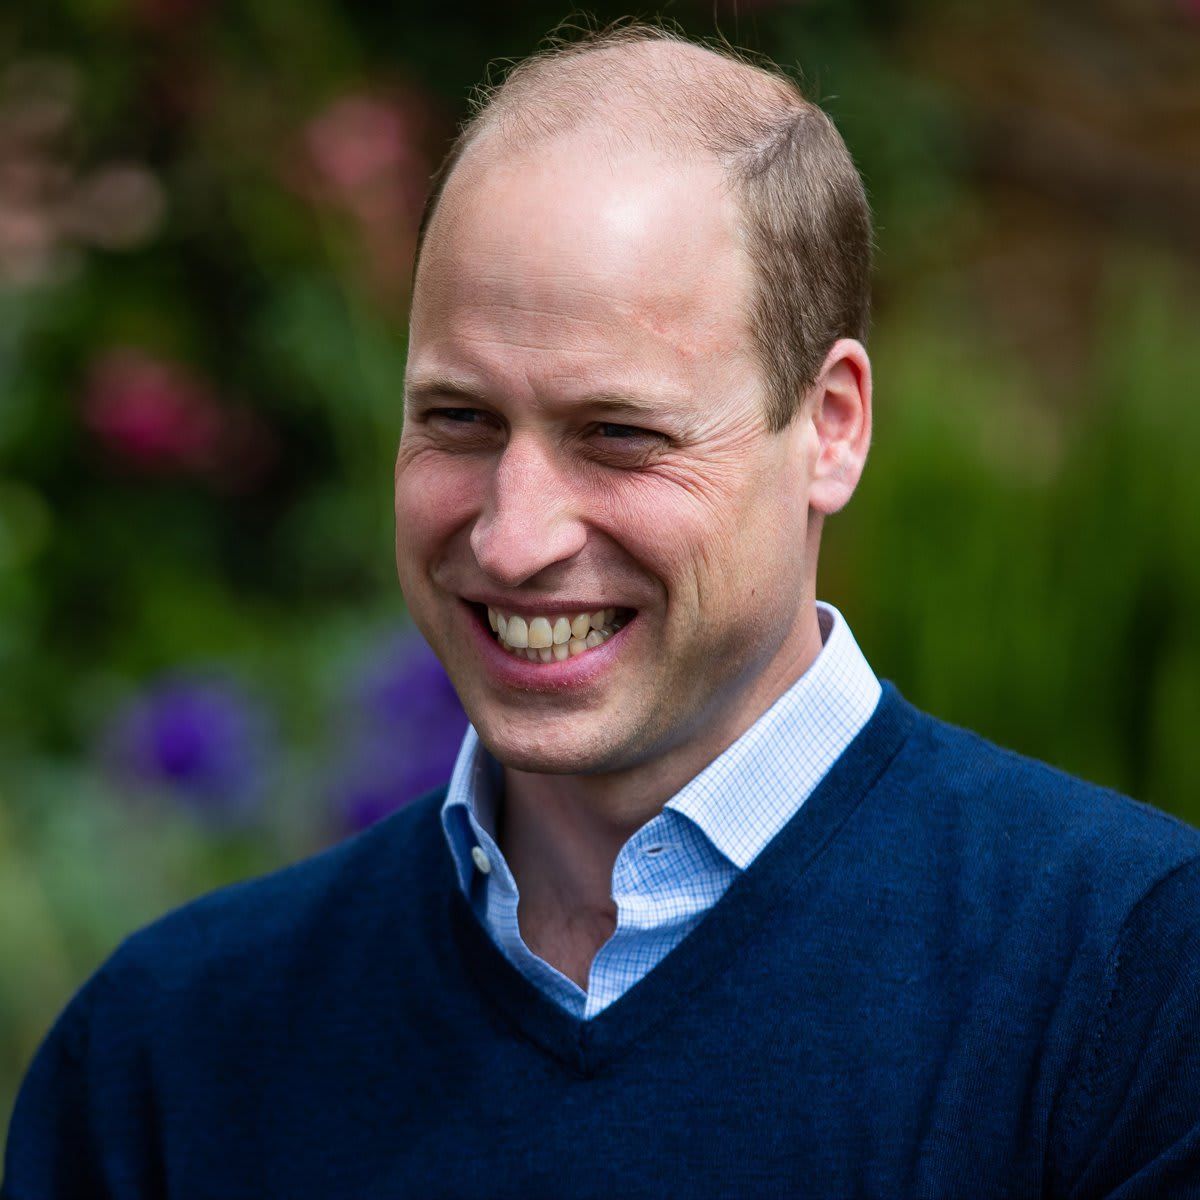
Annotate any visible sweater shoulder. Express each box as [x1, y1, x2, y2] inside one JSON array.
[[96, 787, 449, 997], [896, 699, 1200, 911]]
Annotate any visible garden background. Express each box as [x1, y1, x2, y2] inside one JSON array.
[[3, 0, 1199, 1130]]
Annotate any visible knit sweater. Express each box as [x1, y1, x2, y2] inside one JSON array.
[[5, 682, 1200, 1199]]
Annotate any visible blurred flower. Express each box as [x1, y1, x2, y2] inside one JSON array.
[[0, 58, 164, 287], [293, 88, 437, 300], [82, 349, 223, 470], [306, 95, 419, 198], [101, 676, 273, 822], [0, 202, 60, 285], [330, 631, 468, 834], [60, 164, 165, 250], [0, 59, 78, 145], [81, 348, 276, 490]]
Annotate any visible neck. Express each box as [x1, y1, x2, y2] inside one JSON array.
[[497, 601, 826, 942]]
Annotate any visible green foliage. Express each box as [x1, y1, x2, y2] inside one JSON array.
[[833, 258, 1200, 827]]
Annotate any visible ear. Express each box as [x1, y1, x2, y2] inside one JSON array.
[[804, 338, 872, 516]]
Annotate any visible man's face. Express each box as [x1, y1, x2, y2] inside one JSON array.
[[395, 139, 822, 779]]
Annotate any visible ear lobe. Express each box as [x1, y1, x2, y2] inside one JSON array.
[[806, 338, 872, 516]]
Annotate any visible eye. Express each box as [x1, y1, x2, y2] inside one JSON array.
[[418, 406, 504, 450], [429, 407, 489, 425], [424, 407, 503, 437], [592, 422, 664, 442], [583, 421, 669, 468]]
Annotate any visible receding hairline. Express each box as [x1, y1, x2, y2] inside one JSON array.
[[466, 34, 804, 160], [416, 33, 814, 282]]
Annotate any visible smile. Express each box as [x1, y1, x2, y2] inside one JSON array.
[[484, 606, 631, 662]]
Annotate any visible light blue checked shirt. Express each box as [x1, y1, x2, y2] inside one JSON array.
[[439, 600, 882, 1019]]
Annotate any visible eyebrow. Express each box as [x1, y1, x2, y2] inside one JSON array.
[[404, 375, 488, 406], [404, 374, 680, 420]]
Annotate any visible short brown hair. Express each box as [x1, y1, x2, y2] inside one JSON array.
[[413, 21, 872, 432]]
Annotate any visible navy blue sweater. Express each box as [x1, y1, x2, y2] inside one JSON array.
[[6, 683, 1200, 1198]]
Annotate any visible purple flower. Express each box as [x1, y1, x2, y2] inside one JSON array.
[[102, 675, 272, 822], [331, 631, 468, 834]]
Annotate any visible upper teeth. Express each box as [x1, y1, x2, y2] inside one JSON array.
[[487, 607, 620, 659]]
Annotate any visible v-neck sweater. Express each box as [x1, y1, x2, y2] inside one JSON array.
[[6, 683, 1200, 1198]]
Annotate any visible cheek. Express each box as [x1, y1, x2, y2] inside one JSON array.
[[597, 471, 748, 617], [394, 451, 484, 566], [666, 459, 806, 623]]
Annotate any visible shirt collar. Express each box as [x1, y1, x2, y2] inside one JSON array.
[[440, 600, 880, 887], [662, 601, 880, 868], [441, 726, 502, 896]]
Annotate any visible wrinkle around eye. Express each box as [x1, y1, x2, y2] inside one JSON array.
[[611, 447, 750, 504], [579, 432, 672, 472]]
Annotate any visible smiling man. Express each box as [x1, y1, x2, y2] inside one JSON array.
[[6, 23, 1200, 1200], [393, 105, 869, 996]]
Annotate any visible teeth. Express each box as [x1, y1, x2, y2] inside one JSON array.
[[485, 605, 627, 662]]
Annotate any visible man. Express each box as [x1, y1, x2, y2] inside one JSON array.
[[5, 24, 1200, 1199]]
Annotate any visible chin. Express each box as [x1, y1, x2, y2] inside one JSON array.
[[473, 715, 628, 777]]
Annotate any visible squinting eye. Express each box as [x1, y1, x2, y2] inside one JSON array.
[[594, 423, 659, 440], [430, 408, 487, 424]]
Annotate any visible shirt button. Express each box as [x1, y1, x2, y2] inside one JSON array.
[[470, 845, 492, 874]]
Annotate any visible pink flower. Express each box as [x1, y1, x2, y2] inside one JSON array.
[[304, 93, 429, 204], [81, 349, 275, 488], [293, 88, 439, 300], [83, 349, 223, 470]]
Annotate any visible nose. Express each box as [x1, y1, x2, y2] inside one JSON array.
[[469, 434, 588, 587]]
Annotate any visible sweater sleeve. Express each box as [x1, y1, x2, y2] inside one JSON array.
[[1056, 854, 1200, 1199], [2, 960, 165, 1200]]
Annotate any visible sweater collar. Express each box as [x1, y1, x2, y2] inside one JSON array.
[[443, 679, 917, 1069]]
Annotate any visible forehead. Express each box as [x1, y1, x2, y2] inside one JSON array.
[[408, 137, 757, 403]]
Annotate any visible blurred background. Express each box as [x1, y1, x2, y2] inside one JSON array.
[[2, 0, 1199, 1128]]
